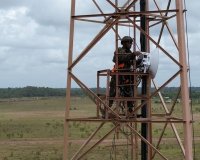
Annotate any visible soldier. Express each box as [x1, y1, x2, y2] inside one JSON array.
[[109, 36, 140, 113]]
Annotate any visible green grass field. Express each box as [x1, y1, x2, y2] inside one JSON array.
[[0, 97, 199, 160]]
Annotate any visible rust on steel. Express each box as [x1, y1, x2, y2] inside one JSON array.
[[64, 0, 194, 159], [72, 10, 178, 19]]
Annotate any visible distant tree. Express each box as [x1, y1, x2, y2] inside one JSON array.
[[0, 86, 199, 100]]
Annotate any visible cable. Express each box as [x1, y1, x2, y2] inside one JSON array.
[[128, 0, 131, 37], [126, 133, 129, 160], [122, 126, 131, 160], [183, 0, 196, 159], [110, 133, 116, 160]]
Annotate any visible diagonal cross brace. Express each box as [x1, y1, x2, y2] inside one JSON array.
[[152, 80, 185, 156], [77, 124, 120, 160], [71, 122, 105, 160], [70, 72, 121, 119], [68, 17, 120, 70]]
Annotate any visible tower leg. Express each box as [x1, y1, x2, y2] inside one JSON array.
[[63, 0, 76, 160], [176, 0, 193, 159]]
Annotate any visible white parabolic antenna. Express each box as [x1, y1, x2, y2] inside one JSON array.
[[138, 49, 159, 79], [149, 48, 159, 79]]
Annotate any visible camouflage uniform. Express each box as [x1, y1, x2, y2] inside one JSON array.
[[109, 46, 136, 111]]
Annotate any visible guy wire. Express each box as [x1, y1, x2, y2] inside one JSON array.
[[183, 0, 196, 158]]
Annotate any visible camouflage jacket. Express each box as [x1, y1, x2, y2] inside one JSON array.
[[112, 47, 135, 69]]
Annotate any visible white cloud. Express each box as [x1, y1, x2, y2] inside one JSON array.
[[27, 0, 68, 28], [0, 1, 199, 88]]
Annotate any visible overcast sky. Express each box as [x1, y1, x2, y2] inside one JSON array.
[[0, 0, 199, 88]]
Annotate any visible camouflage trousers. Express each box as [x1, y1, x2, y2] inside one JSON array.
[[109, 75, 134, 110]]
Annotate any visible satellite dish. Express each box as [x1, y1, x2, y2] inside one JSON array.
[[149, 48, 159, 79], [136, 49, 159, 79]]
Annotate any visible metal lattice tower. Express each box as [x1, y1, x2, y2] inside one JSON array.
[[64, 0, 193, 159]]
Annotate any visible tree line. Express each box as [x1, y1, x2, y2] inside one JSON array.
[[0, 86, 199, 99]]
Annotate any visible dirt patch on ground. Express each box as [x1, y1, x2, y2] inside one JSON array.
[[1, 111, 65, 119], [1, 137, 200, 147]]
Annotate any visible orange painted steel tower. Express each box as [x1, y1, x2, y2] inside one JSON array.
[[64, 0, 193, 159]]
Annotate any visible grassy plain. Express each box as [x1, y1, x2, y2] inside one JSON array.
[[0, 97, 199, 160]]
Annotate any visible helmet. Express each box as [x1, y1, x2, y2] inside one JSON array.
[[121, 36, 133, 44]]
